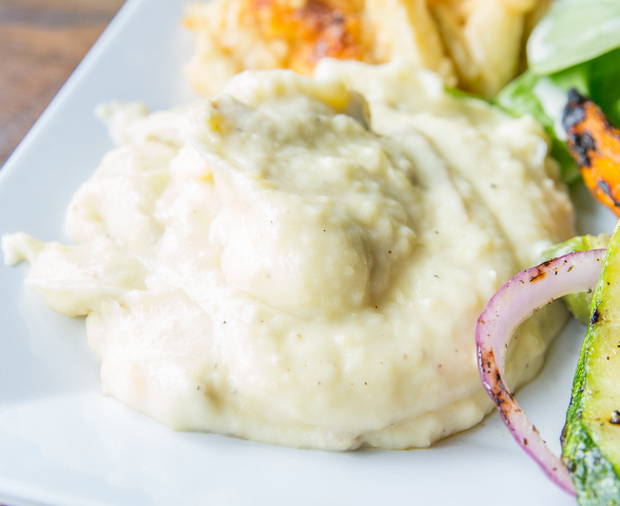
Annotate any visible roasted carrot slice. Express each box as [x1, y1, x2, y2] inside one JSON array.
[[564, 89, 620, 217]]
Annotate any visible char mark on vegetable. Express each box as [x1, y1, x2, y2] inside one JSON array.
[[567, 88, 587, 106], [479, 348, 514, 415], [564, 91, 620, 217], [563, 89, 587, 130], [568, 132, 595, 168], [591, 306, 601, 325], [597, 179, 620, 209], [529, 262, 552, 282]]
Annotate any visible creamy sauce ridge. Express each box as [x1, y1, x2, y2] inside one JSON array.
[[2, 60, 575, 449]]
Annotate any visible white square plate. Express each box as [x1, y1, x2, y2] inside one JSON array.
[[0, 1, 616, 504]]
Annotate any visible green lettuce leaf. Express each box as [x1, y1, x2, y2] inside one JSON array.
[[495, 66, 589, 183], [528, 0, 620, 75], [495, 0, 620, 183]]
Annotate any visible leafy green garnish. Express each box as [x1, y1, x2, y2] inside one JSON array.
[[587, 47, 620, 128], [495, 0, 620, 183], [528, 0, 620, 75], [495, 66, 589, 183]]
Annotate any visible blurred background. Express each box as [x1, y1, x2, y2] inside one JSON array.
[[0, 0, 125, 168]]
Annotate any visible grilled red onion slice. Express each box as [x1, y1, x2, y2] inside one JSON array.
[[476, 249, 606, 495]]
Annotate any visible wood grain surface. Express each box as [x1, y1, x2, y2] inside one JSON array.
[[0, 0, 126, 169]]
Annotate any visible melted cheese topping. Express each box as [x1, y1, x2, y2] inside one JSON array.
[[2, 61, 574, 449]]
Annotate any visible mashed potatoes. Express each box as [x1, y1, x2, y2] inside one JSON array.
[[2, 60, 574, 450]]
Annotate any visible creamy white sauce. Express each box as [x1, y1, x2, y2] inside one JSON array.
[[2, 60, 575, 450]]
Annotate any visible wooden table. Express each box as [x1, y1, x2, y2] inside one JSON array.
[[0, 0, 126, 169]]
